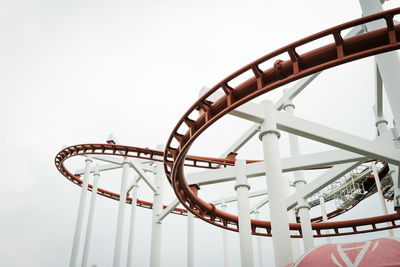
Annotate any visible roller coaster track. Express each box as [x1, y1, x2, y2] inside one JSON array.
[[55, 143, 239, 217], [163, 7, 400, 237], [56, 145, 389, 223]]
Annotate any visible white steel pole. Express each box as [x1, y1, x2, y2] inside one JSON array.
[[235, 159, 254, 267], [70, 156, 92, 267], [318, 194, 331, 244], [371, 163, 394, 237], [113, 158, 130, 267], [187, 184, 199, 267], [359, 0, 400, 135], [296, 202, 313, 250], [287, 210, 300, 260], [187, 211, 194, 267], [82, 165, 100, 267], [149, 158, 165, 267], [221, 200, 229, 267], [391, 166, 400, 209], [127, 177, 139, 267], [283, 99, 314, 253], [371, 84, 400, 210], [259, 100, 293, 267], [254, 209, 263, 267]]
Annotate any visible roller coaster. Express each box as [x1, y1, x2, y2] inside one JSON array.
[[56, 3, 400, 267]]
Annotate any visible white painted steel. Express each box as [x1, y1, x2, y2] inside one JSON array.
[[391, 165, 400, 207], [219, 124, 260, 159], [113, 158, 130, 267], [297, 202, 314, 251], [371, 163, 394, 237], [235, 159, 254, 267], [130, 160, 157, 192], [374, 105, 388, 137], [70, 156, 92, 267], [374, 61, 384, 118], [127, 178, 139, 267], [372, 81, 400, 209], [221, 201, 229, 267], [187, 212, 194, 267], [284, 101, 314, 253], [149, 159, 165, 267], [250, 196, 269, 214], [230, 101, 264, 123], [259, 100, 293, 267], [286, 161, 364, 209], [187, 149, 368, 186], [254, 210, 264, 267], [158, 198, 180, 222], [319, 194, 331, 244], [221, 101, 400, 165], [75, 163, 123, 176], [212, 190, 268, 206], [89, 156, 155, 173], [359, 0, 400, 134], [82, 166, 100, 267], [276, 111, 400, 165], [287, 208, 300, 260]]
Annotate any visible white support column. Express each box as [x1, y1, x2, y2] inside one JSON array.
[[359, 0, 400, 135], [318, 194, 331, 244], [287, 209, 300, 259], [235, 159, 254, 267], [254, 210, 263, 267], [392, 166, 400, 208], [374, 105, 389, 138], [82, 165, 100, 267], [70, 156, 93, 267], [259, 100, 293, 267], [283, 98, 313, 254], [149, 157, 165, 267], [187, 184, 198, 267], [127, 177, 139, 267], [221, 200, 229, 267], [371, 163, 394, 237], [113, 157, 130, 267], [296, 200, 313, 251], [372, 87, 400, 210], [187, 212, 194, 267]]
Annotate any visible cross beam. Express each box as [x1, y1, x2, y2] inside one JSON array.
[[285, 161, 363, 210], [227, 103, 400, 165], [187, 149, 368, 186], [158, 198, 180, 222]]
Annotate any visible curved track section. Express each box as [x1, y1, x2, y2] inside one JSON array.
[[56, 144, 388, 222], [55, 143, 238, 216], [163, 8, 400, 237]]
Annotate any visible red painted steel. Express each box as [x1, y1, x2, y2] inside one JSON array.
[[55, 144, 385, 222], [55, 143, 236, 217], [163, 7, 400, 237]]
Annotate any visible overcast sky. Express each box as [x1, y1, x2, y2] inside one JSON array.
[[1, 0, 400, 266]]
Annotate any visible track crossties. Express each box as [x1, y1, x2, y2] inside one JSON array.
[[163, 7, 400, 237]]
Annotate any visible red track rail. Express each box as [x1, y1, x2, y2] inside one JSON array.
[[163, 8, 400, 237], [55, 143, 238, 216], [55, 144, 388, 222]]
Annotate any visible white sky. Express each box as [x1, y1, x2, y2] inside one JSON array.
[[1, 0, 400, 266]]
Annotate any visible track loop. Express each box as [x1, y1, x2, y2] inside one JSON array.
[[164, 7, 400, 237]]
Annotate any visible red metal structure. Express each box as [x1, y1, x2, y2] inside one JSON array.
[[56, 6, 400, 267], [162, 7, 400, 237]]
